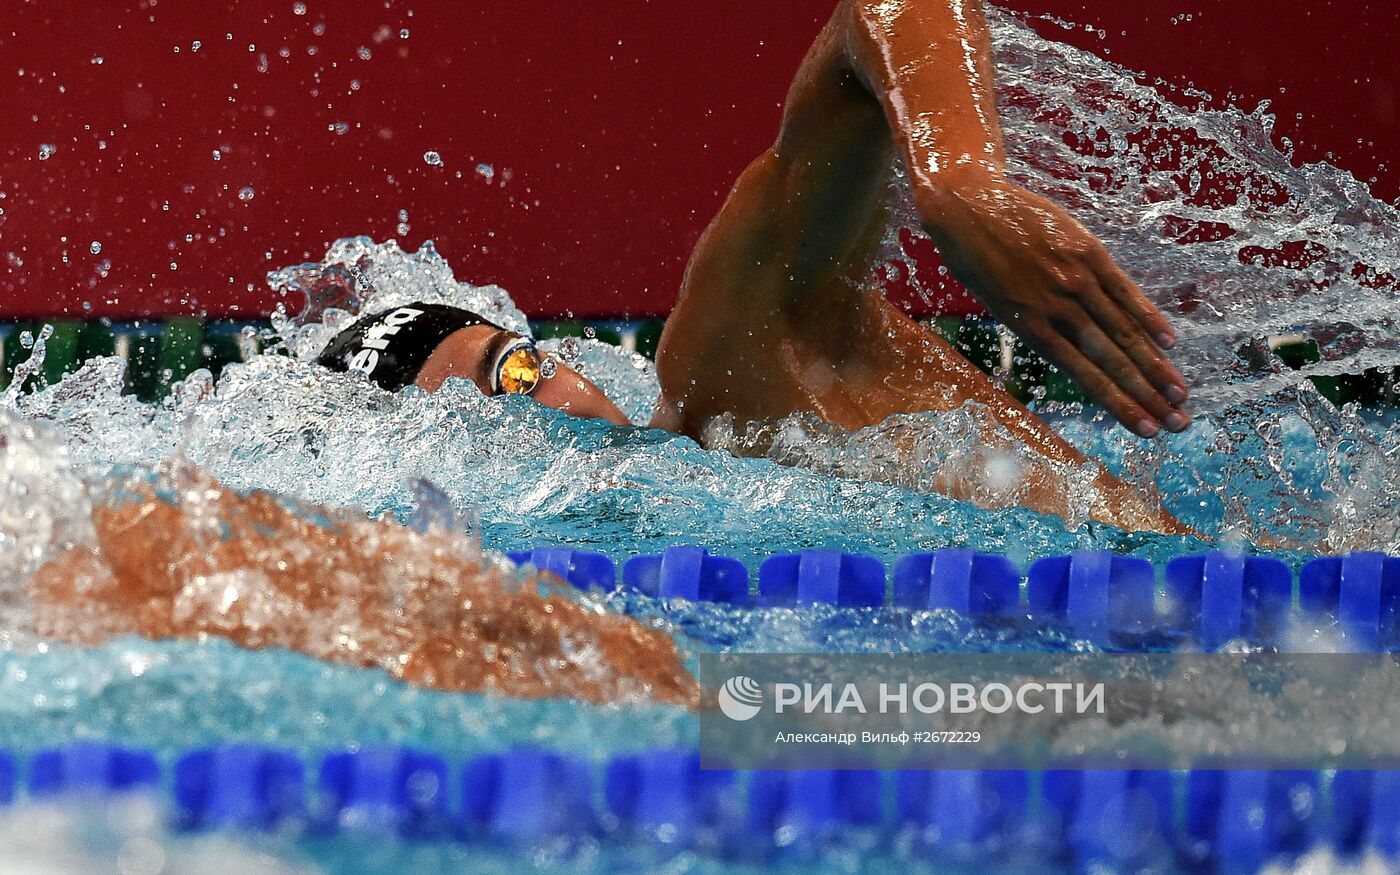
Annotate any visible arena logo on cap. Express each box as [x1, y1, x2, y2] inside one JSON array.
[[717, 675, 763, 721]]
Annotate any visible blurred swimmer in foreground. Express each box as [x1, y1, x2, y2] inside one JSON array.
[[28, 466, 702, 707], [320, 0, 1192, 534]]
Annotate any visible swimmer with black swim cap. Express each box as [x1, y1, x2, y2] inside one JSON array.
[[319, 302, 629, 424], [318, 0, 1195, 535], [319, 304, 543, 396]]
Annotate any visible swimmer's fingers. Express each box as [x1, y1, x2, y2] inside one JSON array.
[[1092, 252, 1179, 352], [1033, 332, 1170, 438], [1076, 279, 1191, 410], [1069, 316, 1189, 432]]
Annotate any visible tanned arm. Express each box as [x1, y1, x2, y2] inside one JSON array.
[[653, 0, 1189, 533], [845, 0, 1189, 436]]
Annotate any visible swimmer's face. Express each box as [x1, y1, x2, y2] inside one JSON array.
[[419, 326, 630, 425]]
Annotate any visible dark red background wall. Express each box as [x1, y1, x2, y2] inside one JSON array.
[[1, 0, 1396, 321]]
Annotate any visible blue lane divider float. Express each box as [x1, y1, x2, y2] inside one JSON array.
[[0, 751, 12, 807], [318, 747, 450, 835], [174, 745, 304, 830], [462, 748, 594, 842], [892, 549, 1021, 617], [623, 546, 751, 605], [1043, 770, 1174, 865], [758, 550, 885, 608], [28, 742, 161, 799], [1331, 771, 1400, 858], [507, 547, 616, 591], [745, 769, 883, 843], [1028, 551, 1156, 644], [896, 770, 1028, 851], [1184, 771, 1322, 873], [604, 749, 739, 847], [1299, 552, 1400, 651], [509, 544, 1400, 650], [1165, 553, 1293, 649], [7, 743, 1400, 868]]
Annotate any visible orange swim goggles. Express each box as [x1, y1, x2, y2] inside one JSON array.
[[490, 335, 544, 396]]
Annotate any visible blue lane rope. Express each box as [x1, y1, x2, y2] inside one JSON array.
[[1332, 771, 1400, 857], [1043, 770, 1174, 863], [894, 549, 1022, 617], [0, 751, 13, 807], [2, 743, 1398, 868], [1165, 554, 1293, 650], [174, 745, 303, 831], [27, 742, 160, 800], [513, 546, 1400, 650], [4, 549, 1396, 865], [621, 547, 751, 605]]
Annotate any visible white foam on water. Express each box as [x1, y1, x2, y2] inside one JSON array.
[[0, 796, 321, 875]]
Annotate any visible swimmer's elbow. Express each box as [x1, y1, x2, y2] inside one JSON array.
[[734, 149, 794, 199]]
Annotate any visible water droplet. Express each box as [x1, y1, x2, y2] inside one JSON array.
[[293, 1, 307, 13], [400, 28, 410, 39], [238, 186, 256, 201], [423, 150, 442, 167], [356, 46, 372, 60], [558, 338, 580, 361], [37, 144, 56, 161], [90, 241, 102, 255], [583, 326, 596, 339], [475, 163, 495, 183], [329, 121, 349, 135], [539, 357, 558, 379]]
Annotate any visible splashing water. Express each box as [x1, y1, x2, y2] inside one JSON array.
[[265, 236, 530, 355], [883, 8, 1400, 414], [1, 10, 1400, 873], [2, 325, 53, 407], [4, 12, 1395, 563], [0, 416, 92, 595]]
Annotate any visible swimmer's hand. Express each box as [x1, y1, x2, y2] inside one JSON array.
[[845, 0, 1190, 437], [921, 178, 1191, 437]]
